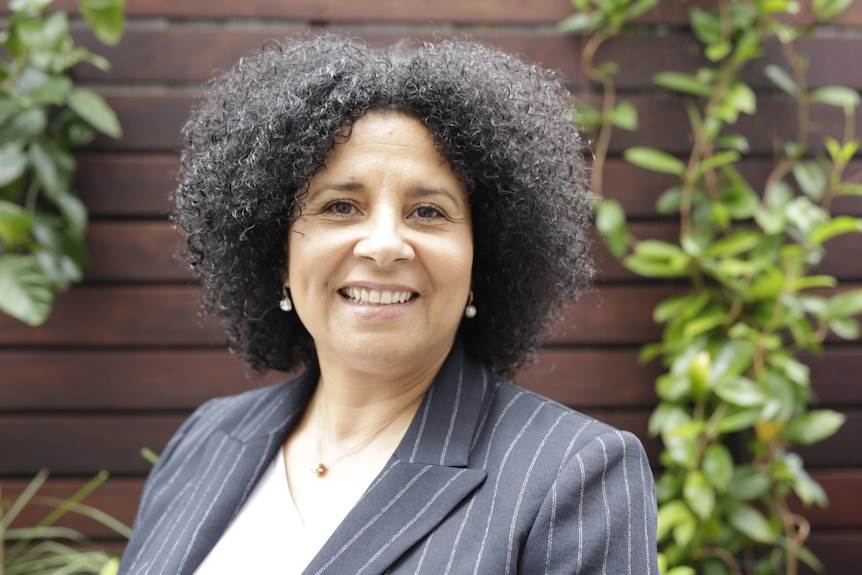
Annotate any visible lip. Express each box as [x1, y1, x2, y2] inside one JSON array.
[[338, 282, 419, 321]]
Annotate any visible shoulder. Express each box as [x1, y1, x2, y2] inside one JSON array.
[[472, 374, 651, 491], [154, 370, 315, 469], [482, 376, 630, 451]]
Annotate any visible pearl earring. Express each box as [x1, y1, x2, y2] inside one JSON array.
[[279, 295, 293, 312], [464, 292, 477, 318]]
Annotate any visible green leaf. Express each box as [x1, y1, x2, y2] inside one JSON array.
[[29, 140, 72, 201], [624, 147, 686, 176], [824, 288, 862, 319], [729, 465, 771, 499], [786, 196, 829, 236], [765, 64, 798, 97], [653, 71, 713, 96], [728, 82, 756, 115], [596, 61, 619, 76], [657, 500, 693, 542], [728, 503, 777, 543], [623, 0, 660, 19], [784, 452, 827, 507], [708, 339, 756, 384], [595, 199, 628, 259], [706, 230, 761, 257], [624, 243, 690, 278], [813, 0, 854, 21], [715, 377, 766, 407], [648, 403, 691, 437], [683, 470, 714, 520], [716, 406, 762, 434], [705, 41, 731, 62], [810, 86, 861, 111], [698, 150, 740, 176], [31, 214, 88, 266], [702, 444, 733, 492], [655, 186, 683, 215], [793, 161, 827, 200], [811, 216, 861, 245], [611, 102, 638, 131], [690, 7, 722, 45], [792, 274, 837, 291], [35, 249, 83, 290], [13, 10, 69, 51], [682, 312, 726, 339], [654, 292, 701, 323], [665, 568, 696, 575], [14, 67, 72, 105], [0, 106, 48, 145], [784, 410, 845, 445], [53, 189, 89, 237], [0, 144, 29, 186], [828, 317, 860, 339], [558, 13, 594, 33], [0, 254, 54, 326], [79, 0, 126, 46], [839, 182, 862, 196], [0, 200, 32, 246], [67, 88, 122, 138]]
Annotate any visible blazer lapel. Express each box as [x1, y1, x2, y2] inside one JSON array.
[[173, 367, 319, 575], [304, 343, 488, 575]]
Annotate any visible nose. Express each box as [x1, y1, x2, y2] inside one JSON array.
[[353, 208, 415, 266]]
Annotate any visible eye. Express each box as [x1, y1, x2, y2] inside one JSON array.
[[323, 200, 358, 216], [412, 204, 446, 220]]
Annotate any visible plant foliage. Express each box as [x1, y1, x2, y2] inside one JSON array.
[[0, 0, 124, 326], [564, 0, 861, 573], [1, 469, 129, 575]]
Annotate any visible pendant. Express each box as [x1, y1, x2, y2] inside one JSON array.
[[312, 462, 328, 476]]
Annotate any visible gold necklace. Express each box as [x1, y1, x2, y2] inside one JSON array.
[[312, 395, 422, 477]]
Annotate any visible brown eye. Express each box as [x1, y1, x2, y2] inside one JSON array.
[[325, 201, 356, 216], [414, 205, 444, 219]]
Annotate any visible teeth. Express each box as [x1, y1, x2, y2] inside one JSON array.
[[342, 287, 413, 305]]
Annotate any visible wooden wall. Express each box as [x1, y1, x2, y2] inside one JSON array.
[[2, 0, 860, 571]]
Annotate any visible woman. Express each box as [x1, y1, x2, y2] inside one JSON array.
[[120, 34, 658, 574]]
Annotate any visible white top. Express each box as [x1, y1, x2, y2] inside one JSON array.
[[194, 447, 335, 574]]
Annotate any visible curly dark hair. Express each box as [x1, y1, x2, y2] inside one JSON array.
[[175, 33, 593, 377]]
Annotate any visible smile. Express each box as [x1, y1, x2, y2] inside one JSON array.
[[339, 287, 416, 305]]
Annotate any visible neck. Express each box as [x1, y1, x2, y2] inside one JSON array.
[[308, 349, 447, 441]]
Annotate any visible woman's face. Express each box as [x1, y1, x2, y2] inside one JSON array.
[[286, 111, 473, 377]]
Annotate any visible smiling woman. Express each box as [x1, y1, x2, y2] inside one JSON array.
[[288, 112, 473, 377], [119, 34, 659, 574]]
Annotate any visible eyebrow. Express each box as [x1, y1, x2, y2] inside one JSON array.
[[307, 182, 465, 206]]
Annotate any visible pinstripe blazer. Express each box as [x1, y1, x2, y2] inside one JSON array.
[[119, 342, 658, 574]]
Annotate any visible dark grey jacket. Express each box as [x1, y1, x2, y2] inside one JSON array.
[[119, 343, 658, 574]]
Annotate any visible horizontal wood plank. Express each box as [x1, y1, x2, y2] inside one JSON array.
[[84, 221, 187, 282], [76, 154, 176, 217], [74, 155, 862, 220], [0, 285, 666, 346], [3, 469, 859, 539], [796, 410, 862, 469], [80, 219, 862, 284], [2, 347, 856, 411], [36, 0, 862, 26], [0, 350, 287, 410], [0, 415, 186, 475], [0, 410, 654, 475], [0, 286, 223, 346], [85, 90, 862, 157], [803, 530, 862, 575], [3, 284, 860, 346], [790, 470, 862, 529], [2, 410, 858, 474], [72, 24, 862, 92]]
